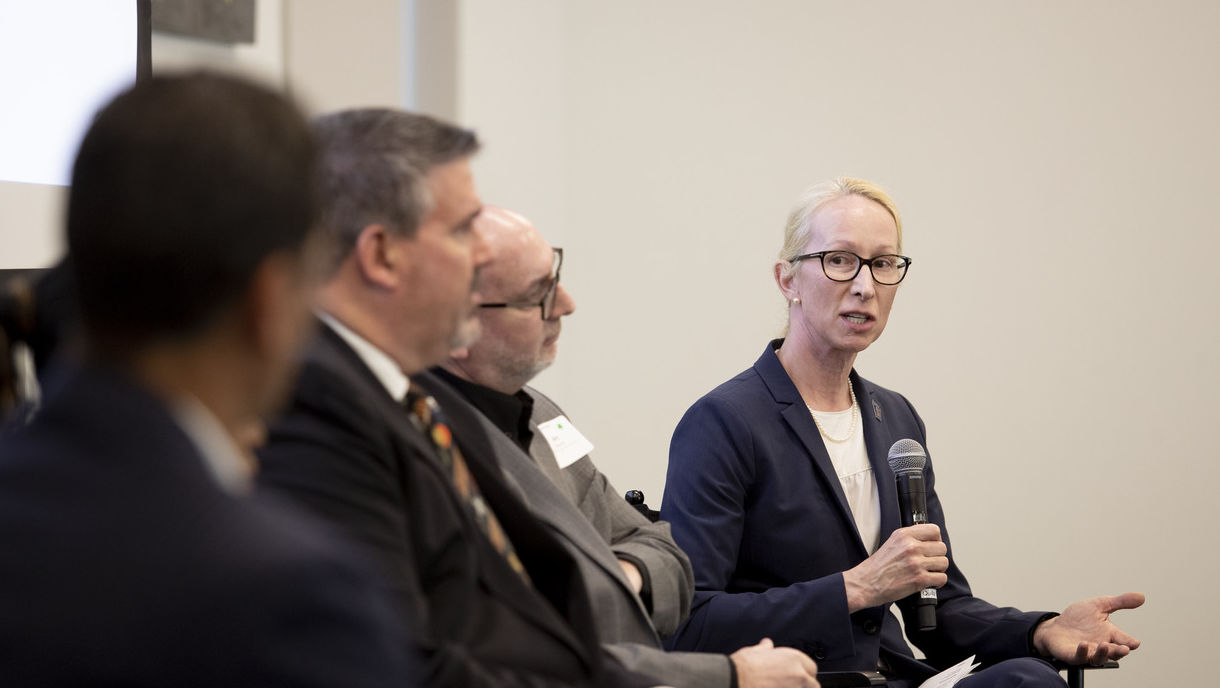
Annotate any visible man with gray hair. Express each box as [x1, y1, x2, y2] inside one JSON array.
[[420, 205, 822, 688], [258, 109, 656, 687]]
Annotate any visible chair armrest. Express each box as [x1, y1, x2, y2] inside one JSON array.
[[624, 489, 660, 522], [1051, 659, 1120, 688], [816, 670, 887, 687]]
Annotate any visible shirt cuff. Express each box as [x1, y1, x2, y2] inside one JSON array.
[[1028, 611, 1061, 657]]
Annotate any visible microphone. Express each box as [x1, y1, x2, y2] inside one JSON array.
[[887, 438, 937, 631]]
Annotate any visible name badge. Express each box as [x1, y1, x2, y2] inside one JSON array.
[[537, 415, 594, 469]]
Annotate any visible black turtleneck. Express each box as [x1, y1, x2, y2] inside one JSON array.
[[429, 367, 535, 454]]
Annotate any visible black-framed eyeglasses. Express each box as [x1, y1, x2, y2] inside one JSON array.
[[478, 247, 564, 320], [791, 250, 912, 285]]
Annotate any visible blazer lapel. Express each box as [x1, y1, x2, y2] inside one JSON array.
[[757, 342, 869, 558], [521, 424, 579, 503], [856, 374, 902, 542], [312, 327, 466, 501], [518, 419, 652, 620], [412, 372, 598, 663]]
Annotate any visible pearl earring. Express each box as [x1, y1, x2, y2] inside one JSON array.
[[792, 298, 801, 305]]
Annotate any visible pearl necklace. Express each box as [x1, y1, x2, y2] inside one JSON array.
[[806, 382, 859, 444]]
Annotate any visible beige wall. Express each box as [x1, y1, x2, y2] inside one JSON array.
[[282, 0, 406, 114], [453, 2, 1218, 685]]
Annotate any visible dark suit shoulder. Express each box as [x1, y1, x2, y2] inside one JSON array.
[[0, 370, 410, 686], [684, 364, 773, 425], [852, 372, 917, 410], [259, 334, 420, 512], [290, 339, 399, 440]]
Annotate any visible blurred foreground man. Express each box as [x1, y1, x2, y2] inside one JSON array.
[[425, 206, 821, 688], [0, 73, 409, 686], [258, 109, 656, 687]]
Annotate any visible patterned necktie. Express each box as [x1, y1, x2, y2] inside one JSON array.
[[404, 388, 531, 583]]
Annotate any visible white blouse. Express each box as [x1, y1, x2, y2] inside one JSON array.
[[808, 404, 881, 554]]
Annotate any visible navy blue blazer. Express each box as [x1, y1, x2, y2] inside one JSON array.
[[0, 362, 409, 686], [661, 341, 1048, 679]]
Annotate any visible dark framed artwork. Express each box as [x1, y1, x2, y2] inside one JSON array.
[[150, 0, 255, 44]]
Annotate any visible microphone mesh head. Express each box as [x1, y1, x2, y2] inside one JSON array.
[[887, 438, 927, 474]]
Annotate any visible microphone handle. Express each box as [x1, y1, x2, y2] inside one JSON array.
[[914, 590, 937, 631], [895, 472, 928, 527], [895, 471, 937, 631]]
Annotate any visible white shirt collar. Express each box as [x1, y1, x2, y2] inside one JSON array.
[[170, 395, 253, 495], [317, 311, 410, 403]]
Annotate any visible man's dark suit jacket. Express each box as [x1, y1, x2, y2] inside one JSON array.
[[662, 340, 1051, 681], [0, 363, 408, 687], [258, 324, 652, 687]]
